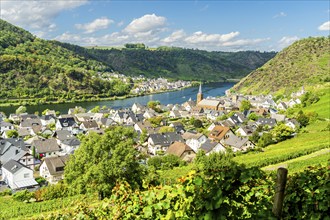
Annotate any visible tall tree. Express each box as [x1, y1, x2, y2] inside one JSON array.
[[64, 127, 145, 199]]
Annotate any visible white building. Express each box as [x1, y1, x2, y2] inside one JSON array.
[[1, 160, 38, 190]]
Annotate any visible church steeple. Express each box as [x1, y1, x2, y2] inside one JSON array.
[[197, 82, 203, 103]]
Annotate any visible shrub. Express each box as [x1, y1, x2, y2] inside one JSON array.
[[12, 190, 34, 202]]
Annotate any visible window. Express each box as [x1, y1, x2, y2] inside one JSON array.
[[22, 159, 26, 162], [24, 173, 30, 178]]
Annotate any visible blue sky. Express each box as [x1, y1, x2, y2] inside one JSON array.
[[1, 0, 329, 51]]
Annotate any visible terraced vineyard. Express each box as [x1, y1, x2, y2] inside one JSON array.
[[234, 86, 330, 174]]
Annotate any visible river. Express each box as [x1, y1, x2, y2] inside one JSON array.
[[0, 82, 235, 115]]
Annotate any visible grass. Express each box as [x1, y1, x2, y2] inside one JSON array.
[[262, 148, 330, 174]]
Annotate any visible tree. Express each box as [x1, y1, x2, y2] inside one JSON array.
[[6, 130, 18, 138], [247, 112, 259, 121], [15, 105, 27, 114], [271, 124, 294, 142], [139, 129, 148, 143], [193, 119, 203, 128], [240, 100, 252, 111], [64, 127, 145, 199], [258, 133, 274, 148], [296, 111, 309, 127], [90, 106, 100, 113]]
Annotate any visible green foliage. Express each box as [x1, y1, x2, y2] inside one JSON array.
[[139, 129, 148, 143], [57, 41, 276, 81], [6, 129, 18, 138], [64, 127, 145, 199], [283, 164, 330, 219], [248, 112, 259, 121], [0, 189, 12, 196], [233, 37, 330, 95], [158, 126, 175, 133], [36, 183, 69, 201], [249, 131, 260, 143], [147, 100, 161, 112], [148, 116, 163, 127], [90, 105, 100, 113], [296, 110, 310, 127], [301, 92, 320, 107], [240, 100, 252, 111], [66, 152, 275, 219], [15, 105, 27, 114], [147, 154, 186, 170], [271, 124, 294, 142], [193, 119, 203, 128], [258, 132, 274, 148], [0, 19, 131, 100], [12, 190, 34, 202]]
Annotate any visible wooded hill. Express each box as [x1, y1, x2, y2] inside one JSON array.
[[232, 37, 330, 95], [55, 41, 276, 81], [0, 19, 129, 100]]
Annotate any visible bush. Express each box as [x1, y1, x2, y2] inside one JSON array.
[[12, 190, 34, 202], [35, 182, 69, 201], [0, 189, 12, 196]]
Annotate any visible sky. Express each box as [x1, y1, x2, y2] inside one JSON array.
[[0, 0, 329, 51]]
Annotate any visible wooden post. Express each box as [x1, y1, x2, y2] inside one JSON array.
[[272, 167, 288, 219]]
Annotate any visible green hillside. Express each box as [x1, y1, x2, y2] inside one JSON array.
[[56, 41, 276, 81], [233, 37, 330, 95], [0, 19, 129, 100]]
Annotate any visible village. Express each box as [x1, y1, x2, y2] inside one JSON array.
[[0, 85, 305, 191]]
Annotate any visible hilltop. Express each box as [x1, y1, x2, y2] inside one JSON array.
[[232, 37, 330, 95], [55, 42, 276, 81]]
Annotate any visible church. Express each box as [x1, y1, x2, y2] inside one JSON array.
[[196, 83, 222, 111]]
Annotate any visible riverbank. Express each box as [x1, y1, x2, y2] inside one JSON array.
[[0, 84, 194, 108], [0, 82, 235, 116]]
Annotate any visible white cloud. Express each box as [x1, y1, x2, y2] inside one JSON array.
[[222, 38, 270, 47], [0, 0, 87, 30], [278, 36, 299, 49], [318, 21, 330, 31], [75, 17, 114, 33], [117, 21, 125, 27], [162, 30, 186, 43], [273, 12, 287, 18], [124, 14, 167, 34], [185, 31, 240, 44]]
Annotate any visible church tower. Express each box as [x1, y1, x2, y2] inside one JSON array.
[[197, 83, 203, 103]]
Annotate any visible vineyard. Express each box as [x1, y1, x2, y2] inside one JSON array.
[[0, 194, 97, 219]]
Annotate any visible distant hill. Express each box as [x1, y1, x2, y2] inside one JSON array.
[[232, 37, 330, 95], [55, 42, 276, 81], [0, 19, 275, 101]]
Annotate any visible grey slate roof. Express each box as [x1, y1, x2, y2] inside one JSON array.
[[256, 118, 277, 127], [2, 159, 27, 174], [54, 130, 75, 141], [200, 139, 218, 153], [58, 118, 76, 128], [32, 139, 60, 154], [149, 132, 184, 147], [224, 136, 249, 150]]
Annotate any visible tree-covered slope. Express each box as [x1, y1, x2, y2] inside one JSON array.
[[56, 42, 276, 81], [0, 19, 130, 100], [232, 37, 330, 95]]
